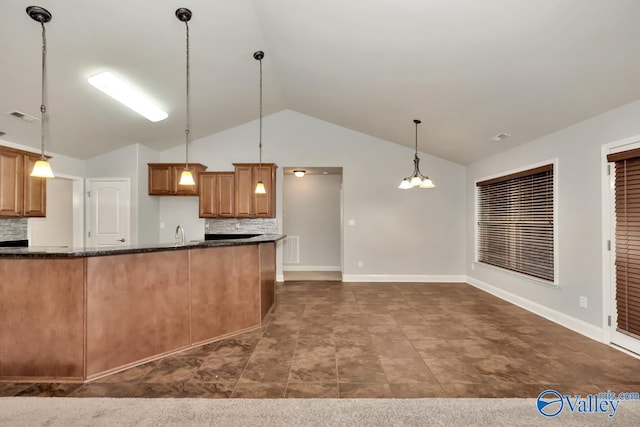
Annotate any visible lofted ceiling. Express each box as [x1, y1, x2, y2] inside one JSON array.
[[1, 0, 640, 164]]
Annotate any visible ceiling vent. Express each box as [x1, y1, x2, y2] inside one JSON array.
[[0, 131, 5, 137], [491, 132, 511, 142], [8, 110, 38, 123]]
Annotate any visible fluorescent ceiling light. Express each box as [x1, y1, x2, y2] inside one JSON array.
[[88, 72, 168, 122]]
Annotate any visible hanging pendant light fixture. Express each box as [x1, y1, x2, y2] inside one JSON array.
[[27, 6, 55, 178], [176, 7, 195, 186], [254, 51, 266, 194], [398, 119, 435, 189]]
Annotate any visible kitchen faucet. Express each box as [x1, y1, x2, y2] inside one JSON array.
[[175, 225, 185, 246]]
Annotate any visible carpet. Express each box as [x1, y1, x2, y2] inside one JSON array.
[[1, 398, 640, 426]]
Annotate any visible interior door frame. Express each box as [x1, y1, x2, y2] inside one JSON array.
[[85, 177, 131, 247], [601, 134, 640, 349]]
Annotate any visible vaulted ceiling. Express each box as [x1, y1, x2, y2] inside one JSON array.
[[2, 0, 640, 164]]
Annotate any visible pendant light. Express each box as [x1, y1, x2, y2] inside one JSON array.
[[254, 51, 266, 194], [398, 119, 435, 189], [176, 8, 195, 186], [27, 6, 55, 178]]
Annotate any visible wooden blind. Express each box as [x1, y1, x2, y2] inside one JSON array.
[[476, 165, 554, 281], [610, 156, 640, 338]]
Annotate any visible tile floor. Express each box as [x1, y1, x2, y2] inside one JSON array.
[[2, 281, 640, 398]]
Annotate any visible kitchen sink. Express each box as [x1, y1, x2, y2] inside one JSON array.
[[204, 233, 262, 240]]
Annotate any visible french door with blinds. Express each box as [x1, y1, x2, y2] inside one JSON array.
[[608, 147, 640, 354]]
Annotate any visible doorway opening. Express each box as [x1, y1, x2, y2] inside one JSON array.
[[282, 167, 343, 282], [28, 174, 84, 247]]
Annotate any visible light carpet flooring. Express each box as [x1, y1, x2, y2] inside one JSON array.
[[2, 398, 640, 426]]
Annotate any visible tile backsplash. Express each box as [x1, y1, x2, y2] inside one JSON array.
[[205, 218, 278, 234], [0, 218, 28, 241]]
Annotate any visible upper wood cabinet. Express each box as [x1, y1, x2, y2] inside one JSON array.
[[0, 146, 46, 218], [233, 163, 277, 218], [198, 172, 235, 218], [148, 163, 207, 196]]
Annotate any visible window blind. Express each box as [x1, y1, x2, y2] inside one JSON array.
[[476, 164, 554, 282], [608, 154, 640, 338]]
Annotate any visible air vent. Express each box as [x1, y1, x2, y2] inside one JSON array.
[[8, 110, 38, 123], [0, 131, 5, 137], [492, 132, 511, 142]]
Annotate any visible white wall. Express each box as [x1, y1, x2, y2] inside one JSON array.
[[158, 110, 467, 279], [85, 143, 159, 245], [283, 173, 342, 270], [466, 99, 640, 331]]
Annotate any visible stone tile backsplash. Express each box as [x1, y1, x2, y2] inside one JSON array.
[[0, 218, 28, 241], [205, 218, 278, 235]]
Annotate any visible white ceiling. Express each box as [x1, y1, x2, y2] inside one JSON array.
[[2, 0, 640, 164]]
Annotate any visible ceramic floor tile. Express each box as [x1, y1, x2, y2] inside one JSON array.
[[338, 383, 393, 398], [230, 382, 286, 398], [285, 383, 339, 398], [389, 383, 448, 398], [238, 356, 292, 384], [9, 281, 640, 399], [379, 357, 439, 384]]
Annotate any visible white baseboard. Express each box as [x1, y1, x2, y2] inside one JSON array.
[[466, 276, 604, 342], [283, 265, 341, 272], [276, 274, 284, 282], [342, 274, 467, 283]]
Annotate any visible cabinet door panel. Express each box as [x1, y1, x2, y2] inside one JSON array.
[[0, 150, 23, 216], [148, 166, 172, 195], [253, 165, 274, 217], [198, 173, 217, 218], [217, 173, 235, 217], [234, 166, 253, 217], [23, 155, 46, 217]]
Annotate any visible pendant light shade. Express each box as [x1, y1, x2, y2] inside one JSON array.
[[27, 6, 55, 178], [254, 50, 266, 194], [176, 7, 194, 186], [398, 119, 435, 190]]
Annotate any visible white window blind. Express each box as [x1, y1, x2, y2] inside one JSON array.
[[476, 164, 554, 282]]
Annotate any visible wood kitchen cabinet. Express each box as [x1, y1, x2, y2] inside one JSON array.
[[198, 172, 235, 218], [148, 163, 207, 196], [0, 146, 46, 217], [233, 163, 277, 218]]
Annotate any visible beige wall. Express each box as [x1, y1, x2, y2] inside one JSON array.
[[29, 177, 73, 247]]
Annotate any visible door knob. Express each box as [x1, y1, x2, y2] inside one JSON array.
[[118, 238, 126, 242]]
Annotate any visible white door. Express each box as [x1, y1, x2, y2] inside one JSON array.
[[88, 179, 130, 247]]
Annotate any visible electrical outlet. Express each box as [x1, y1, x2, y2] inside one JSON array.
[[358, 261, 363, 268], [160, 222, 165, 229], [348, 219, 356, 226], [471, 263, 475, 271], [579, 296, 588, 308], [205, 222, 210, 230]]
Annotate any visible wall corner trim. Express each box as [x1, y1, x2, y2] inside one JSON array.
[[465, 275, 604, 343], [341, 274, 467, 283]]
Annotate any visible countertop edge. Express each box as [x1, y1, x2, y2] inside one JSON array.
[[0, 235, 286, 258]]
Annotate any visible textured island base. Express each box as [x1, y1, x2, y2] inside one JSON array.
[[2, 398, 640, 426]]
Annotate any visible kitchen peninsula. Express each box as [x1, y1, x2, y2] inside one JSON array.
[[0, 235, 282, 383]]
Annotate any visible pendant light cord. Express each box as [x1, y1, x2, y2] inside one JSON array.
[[258, 56, 263, 181], [40, 21, 47, 160], [184, 19, 190, 169]]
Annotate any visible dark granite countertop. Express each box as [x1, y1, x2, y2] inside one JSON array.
[[0, 234, 285, 258]]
